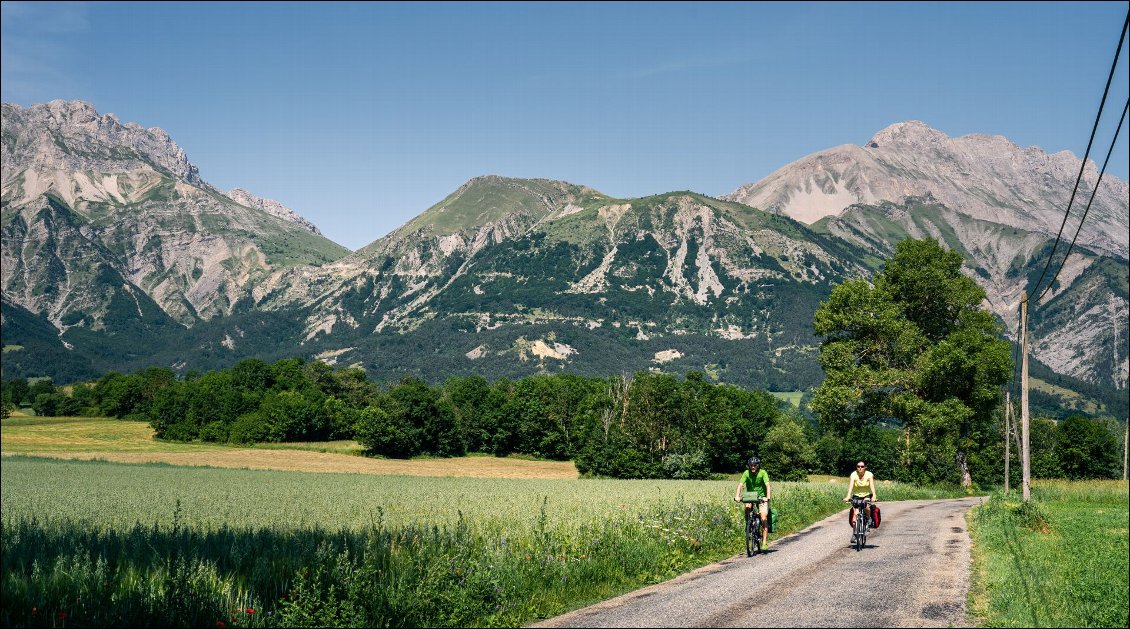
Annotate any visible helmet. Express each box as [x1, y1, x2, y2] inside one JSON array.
[[747, 456, 760, 467]]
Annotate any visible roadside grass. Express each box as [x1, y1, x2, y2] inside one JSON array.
[[968, 480, 1129, 628], [1, 456, 968, 627]]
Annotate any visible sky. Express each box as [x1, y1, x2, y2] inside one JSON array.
[[2, 1, 1128, 250]]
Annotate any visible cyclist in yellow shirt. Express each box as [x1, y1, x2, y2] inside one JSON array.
[[843, 460, 878, 528]]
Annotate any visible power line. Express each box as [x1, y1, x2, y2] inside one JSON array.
[[1028, 11, 1128, 302], [1035, 98, 1129, 304]]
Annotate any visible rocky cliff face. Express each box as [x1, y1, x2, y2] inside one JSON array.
[[1, 100, 203, 191], [1, 100, 348, 330], [726, 121, 1129, 388]]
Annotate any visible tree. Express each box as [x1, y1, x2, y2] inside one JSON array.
[[760, 417, 815, 481], [355, 404, 417, 457], [1057, 415, 1120, 479], [811, 239, 1011, 487]]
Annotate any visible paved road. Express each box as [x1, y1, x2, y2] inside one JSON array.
[[532, 497, 984, 628]]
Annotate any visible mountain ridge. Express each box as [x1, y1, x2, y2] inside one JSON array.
[[2, 103, 1126, 393]]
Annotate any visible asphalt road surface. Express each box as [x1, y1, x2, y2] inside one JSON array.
[[532, 497, 985, 628]]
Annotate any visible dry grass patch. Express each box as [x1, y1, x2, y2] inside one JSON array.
[[1, 417, 209, 453], [13, 450, 579, 479], [1, 416, 578, 479]]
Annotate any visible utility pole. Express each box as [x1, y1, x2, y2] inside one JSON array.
[[1123, 420, 1127, 482], [1004, 391, 1011, 494], [1020, 294, 1031, 502]]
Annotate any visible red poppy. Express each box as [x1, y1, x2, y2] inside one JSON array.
[[57, 611, 69, 620], [246, 607, 255, 614], [216, 622, 227, 628]]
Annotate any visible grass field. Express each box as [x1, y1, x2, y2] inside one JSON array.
[[769, 391, 805, 408], [0, 445, 966, 628], [0, 415, 977, 627], [968, 480, 1129, 628]]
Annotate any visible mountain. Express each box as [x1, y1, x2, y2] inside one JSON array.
[[726, 121, 1129, 389], [1, 100, 349, 334], [2, 104, 1126, 400], [240, 176, 872, 389], [726, 121, 1127, 259]]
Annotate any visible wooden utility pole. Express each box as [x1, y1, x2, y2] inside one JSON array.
[[1020, 294, 1031, 502], [1004, 391, 1011, 494]]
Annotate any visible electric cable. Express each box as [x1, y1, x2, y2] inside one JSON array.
[[1034, 98, 1129, 304], [1028, 12, 1128, 301]]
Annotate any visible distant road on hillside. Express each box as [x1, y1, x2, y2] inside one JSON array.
[[532, 497, 984, 628]]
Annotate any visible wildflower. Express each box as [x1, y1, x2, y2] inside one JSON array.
[[246, 607, 255, 614], [57, 611, 69, 621], [216, 622, 227, 628]]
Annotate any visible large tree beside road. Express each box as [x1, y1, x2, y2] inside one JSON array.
[[811, 238, 1011, 487]]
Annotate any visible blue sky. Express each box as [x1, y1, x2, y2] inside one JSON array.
[[3, 1, 1127, 250]]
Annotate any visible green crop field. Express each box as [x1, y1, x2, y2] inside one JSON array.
[[1, 455, 964, 627], [968, 480, 1129, 628]]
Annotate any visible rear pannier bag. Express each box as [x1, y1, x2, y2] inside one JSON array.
[[872, 504, 881, 528]]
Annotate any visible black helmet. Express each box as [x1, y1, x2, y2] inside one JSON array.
[[747, 456, 760, 467]]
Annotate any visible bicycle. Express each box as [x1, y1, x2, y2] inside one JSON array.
[[740, 494, 769, 556], [848, 496, 872, 551]]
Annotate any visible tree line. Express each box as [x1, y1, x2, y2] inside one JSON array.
[[3, 362, 1121, 483], [0, 361, 808, 479]]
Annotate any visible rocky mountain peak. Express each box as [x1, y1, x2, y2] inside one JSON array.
[[726, 121, 1128, 260], [865, 120, 950, 148], [224, 188, 323, 235], [2, 100, 202, 186]]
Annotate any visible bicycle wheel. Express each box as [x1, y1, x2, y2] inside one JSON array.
[[753, 514, 763, 554], [745, 510, 757, 557], [854, 510, 865, 551]]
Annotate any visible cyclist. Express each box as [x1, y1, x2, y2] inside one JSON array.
[[843, 459, 878, 528], [733, 456, 772, 549]]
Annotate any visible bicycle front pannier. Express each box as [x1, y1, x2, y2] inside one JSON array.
[[740, 491, 762, 503], [769, 507, 778, 533], [872, 504, 881, 528]]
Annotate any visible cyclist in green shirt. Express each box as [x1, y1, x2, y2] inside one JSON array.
[[733, 456, 772, 549]]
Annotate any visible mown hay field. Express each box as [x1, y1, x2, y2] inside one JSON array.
[[0, 416, 579, 479]]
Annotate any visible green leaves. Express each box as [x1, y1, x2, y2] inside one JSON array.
[[812, 238, 1011, 485]]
